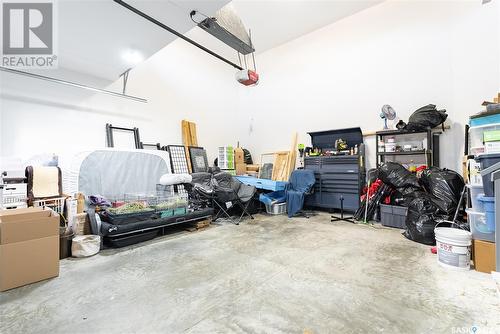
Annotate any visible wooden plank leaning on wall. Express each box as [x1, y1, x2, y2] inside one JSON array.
[[181, 120, 198, 173]]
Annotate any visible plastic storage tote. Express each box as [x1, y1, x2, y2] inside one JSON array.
[[475, 153, 500, 196], [259, 190, 286, 205], [467, 184, 484, 212], [265, 202, 287, 215], [468, 124, 500, 152], [259, 190, 287, 215], [478, 196, 495, 232], [466, 209, 495, 242], [380, 204, 408, 229]]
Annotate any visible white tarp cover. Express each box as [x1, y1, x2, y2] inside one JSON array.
[[63, 149, 171, 200]]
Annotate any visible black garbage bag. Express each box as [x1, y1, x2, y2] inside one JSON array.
[[390, 186, 422, 206], [390, 190, 405, 206], [420, 167, 465, 216], [403, 191, 446, 245], [399, 185, 422, 196], [367, 168, 379, 184], [378, 162, 420, 189], [405, 104, 448, 131]]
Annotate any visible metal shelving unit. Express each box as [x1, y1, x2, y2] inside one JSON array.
[[376, 129, 441, 167], [377, 150, 427, 156]]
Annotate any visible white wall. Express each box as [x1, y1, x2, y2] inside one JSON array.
[[2, 0, 500, 173], [236, 0, 500, 172], [0, 28, 241, 165]]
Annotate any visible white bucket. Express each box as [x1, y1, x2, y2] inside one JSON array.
[[71, 235, 101, 258], [434, 224, 472, 271]]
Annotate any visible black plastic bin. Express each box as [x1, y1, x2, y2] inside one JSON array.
[[475, 153, 500, 196], [380, 204, 408, 229], [59, 230, 74, 259], [102, 209, 156, 225], [104, 230, 159, 248]]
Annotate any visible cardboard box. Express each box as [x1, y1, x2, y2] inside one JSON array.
[[0, 207, 59, 291], [473, 239, 496, 274], [234, 147, 247, 176]]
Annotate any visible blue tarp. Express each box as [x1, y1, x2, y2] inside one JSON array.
[[259, 190, 286, 206], [286, 170, 316, 218]]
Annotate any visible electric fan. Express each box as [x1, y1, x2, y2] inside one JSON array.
[[380, 105, 397, 130]]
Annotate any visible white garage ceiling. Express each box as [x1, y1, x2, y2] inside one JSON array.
[[232, 0, 384, 53], [52, 0, 383, 83], [56, 0, 230, 82]]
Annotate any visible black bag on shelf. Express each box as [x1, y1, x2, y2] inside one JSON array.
[[405, 104, 448, 131], [420, 167, 465, 216], [378, 162, 420, 189], [403, 191, 444, 245]]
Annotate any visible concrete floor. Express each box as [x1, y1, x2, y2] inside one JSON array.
[[1, 212, 499, 334]]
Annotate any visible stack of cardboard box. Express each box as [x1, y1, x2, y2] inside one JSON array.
[[473, 240, 496, 274], [0, 207, 59, 291]]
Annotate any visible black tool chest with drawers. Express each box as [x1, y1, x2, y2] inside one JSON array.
[[304, 127, 366, 212]]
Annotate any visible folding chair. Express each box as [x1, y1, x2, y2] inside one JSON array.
[[235, 179, 257, 222], [212, 172, 256, 225], [184, 172, 214, 211]]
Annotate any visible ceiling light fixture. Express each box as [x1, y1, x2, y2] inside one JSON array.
[[122, 49, 144, 66]]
